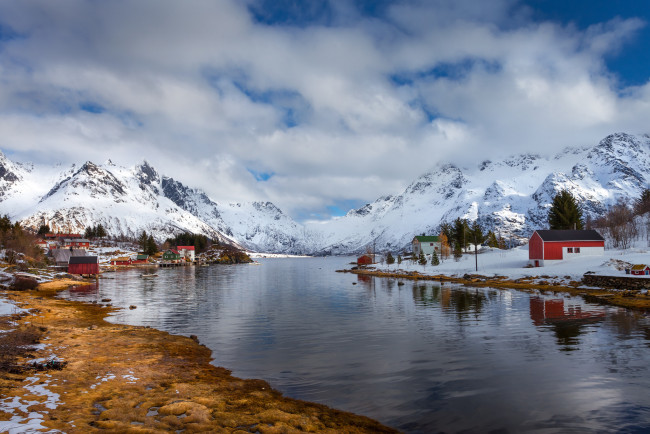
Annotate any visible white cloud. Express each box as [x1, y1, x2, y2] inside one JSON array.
[[0, 0, 647, 220]]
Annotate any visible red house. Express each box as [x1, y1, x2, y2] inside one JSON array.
[[66, 238, 91, 250], [529, 230, 605, 267], [110, 257, 132, 266], [357, 254, 373, 266], [68, 256, 99, 275], [630, 264, 650, 276]]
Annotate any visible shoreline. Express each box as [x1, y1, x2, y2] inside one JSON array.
[[0, 279, 397, 433], [339, 268, 650, 310]]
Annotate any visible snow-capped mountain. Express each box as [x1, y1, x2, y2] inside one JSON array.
[[0, 132, 648, 254], [306, 132, 650, 254]]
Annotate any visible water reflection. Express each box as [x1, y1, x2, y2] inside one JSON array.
[[60, 259, 650, 433], [530, 297, 606, 351]]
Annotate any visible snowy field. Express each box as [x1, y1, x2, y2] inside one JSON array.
[[372, 244, 650, 284]]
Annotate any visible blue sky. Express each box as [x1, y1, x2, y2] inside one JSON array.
[[0, 0, 649, 221]]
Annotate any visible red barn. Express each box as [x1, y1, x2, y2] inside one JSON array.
[[529, 230, 605, 267], [357, 254, 373, 266], [68, 256, 99, 275]]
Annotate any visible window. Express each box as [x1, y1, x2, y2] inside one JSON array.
[[567, 247, 573, 253], [575, 247, 580, 253], [430, 243, 434, 246]]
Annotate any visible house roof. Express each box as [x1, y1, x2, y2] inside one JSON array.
[[414, 236, 440, 243], [51, 249, 86, 263], [177, 246, 195, 250], [69, 256, 98, 264], [136, 254, 149, 260], [112, 257, 131, 262], [168, 249, 180, 254], [534, 230, 604, 242], [631, 264, 649, 270]]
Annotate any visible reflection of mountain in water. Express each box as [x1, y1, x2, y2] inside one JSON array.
[[530, 297, 606, 350]]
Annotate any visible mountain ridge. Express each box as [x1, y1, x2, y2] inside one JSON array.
[[0, 132, 648, 254]]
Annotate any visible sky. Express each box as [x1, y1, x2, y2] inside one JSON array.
[[0, 0, 649, 222]]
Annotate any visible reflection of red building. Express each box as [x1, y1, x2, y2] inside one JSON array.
[[530, 297, 605, 326]]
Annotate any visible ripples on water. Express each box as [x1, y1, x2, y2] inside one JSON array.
[[61, 257, 650, 433]]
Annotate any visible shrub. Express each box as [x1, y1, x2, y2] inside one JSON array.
[[12, 276, 39, 291]]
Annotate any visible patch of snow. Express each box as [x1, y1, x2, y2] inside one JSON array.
[[0, 376, 61, 433]]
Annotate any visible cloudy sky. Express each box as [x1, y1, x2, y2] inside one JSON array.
[[0, 0, 649, 221]]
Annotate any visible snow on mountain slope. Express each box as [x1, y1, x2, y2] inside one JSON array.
[[0, 132, 648, 254], [160, 177, 308, 253], [307, 133, 650, 254]]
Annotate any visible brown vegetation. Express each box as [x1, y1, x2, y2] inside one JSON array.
[[340, 268, 650, 310], [0, 282, 397, 433]]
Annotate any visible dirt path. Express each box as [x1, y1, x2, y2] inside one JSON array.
[[0, 283, 398, 433]]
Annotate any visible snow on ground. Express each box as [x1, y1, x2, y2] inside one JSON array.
[[0, 375, 62, 434], [372, 245, 650, 286], [248, 252, 310, 259]]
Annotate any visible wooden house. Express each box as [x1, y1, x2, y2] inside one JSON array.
[[357, 254, 373, 265], [412, 236, 441, 256], [528, 230, 605, 267], [110, 257, 132, 266], [131, 254, 149, 264], [65, 238, 91, 250], [68, 256, 99, 275], [630, 264, 650, 276], [176, 246, 196, 261], [162, 249, 182, 262]]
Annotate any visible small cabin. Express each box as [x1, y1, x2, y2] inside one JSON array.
[[68, 256, 99, 275], [357, 254, 373, 266], [412, 236, 441, 257], [110, 257, 132, 266], [630, 264, 650, 276], [131, 254, 149, 264], [162, 249, 182, 262], [528, 229, 605, 267]]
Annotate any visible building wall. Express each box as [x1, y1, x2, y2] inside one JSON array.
[[529, 232, 544, 260], [544, 241, 604, 260]]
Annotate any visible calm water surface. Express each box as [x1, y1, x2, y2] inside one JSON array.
[[61, 257, 650, 433]]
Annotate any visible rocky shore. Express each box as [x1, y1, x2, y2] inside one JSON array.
[[0, 279, 397, 433], [339, 268, 650, 310]]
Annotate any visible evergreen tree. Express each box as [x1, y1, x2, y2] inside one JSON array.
[[145, 235, 158, 256], [486, 230, 498, 248], [548, 190, 584, 230], [634, 188, 650, 216], [431, 250, 439, 266], [84, 226, 95, 239], [138, 230, 148, 252], [453, 243, 463, 261], [418, 251, 427, 268], [397, 254, 402, 265], [37, 224, 50, 235], [386, 252, 395, 267], [95, 223, 107, 238]]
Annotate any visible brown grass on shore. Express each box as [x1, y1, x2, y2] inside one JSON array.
[[0, 284, 398, 433], [341, 268, 650, 310]]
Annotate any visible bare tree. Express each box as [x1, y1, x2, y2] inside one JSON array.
[[595, 199, 637, 249]]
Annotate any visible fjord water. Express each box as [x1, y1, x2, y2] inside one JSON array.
[[62, 257, 650, 433]]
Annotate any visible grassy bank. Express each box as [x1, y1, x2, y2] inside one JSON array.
[[340, 268, 650, 310], [0, 280, 397, 433]]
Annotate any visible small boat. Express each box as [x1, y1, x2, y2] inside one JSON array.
[[140, 273, 158, 278]]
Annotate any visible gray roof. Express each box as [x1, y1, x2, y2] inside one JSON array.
[[534, 230, 604, 242], [51, 249, 87, 263], [69, 256, 98, 264]]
